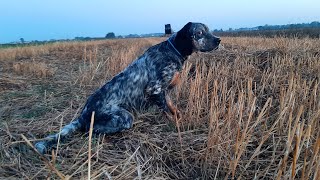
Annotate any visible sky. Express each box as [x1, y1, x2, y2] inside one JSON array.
[[0, 0, 319, 43]]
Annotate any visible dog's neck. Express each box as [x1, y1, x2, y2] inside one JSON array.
[[167, 36, 185, 60], [168, 33, 193, 63], [169, 31, 194, 58]]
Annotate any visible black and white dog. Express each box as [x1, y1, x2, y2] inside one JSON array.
[[35, 22, 221, 154]]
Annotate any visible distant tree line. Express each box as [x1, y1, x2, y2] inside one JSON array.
[[256, 21, 320, 31], [213, 21, 320, 38], [0, 32, 163, 48]]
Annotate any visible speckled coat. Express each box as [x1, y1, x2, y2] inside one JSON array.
[[35, 22, 221, 154]]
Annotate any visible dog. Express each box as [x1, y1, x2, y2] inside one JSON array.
[[35, 22, 221, 154]]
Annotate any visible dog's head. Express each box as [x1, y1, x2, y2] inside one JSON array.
[[174, 22, 220, 56]]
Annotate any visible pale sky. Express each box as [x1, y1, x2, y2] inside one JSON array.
[[0, 0, 319, 43]]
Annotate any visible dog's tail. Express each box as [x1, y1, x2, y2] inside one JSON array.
[[35, 119, 82, 154]]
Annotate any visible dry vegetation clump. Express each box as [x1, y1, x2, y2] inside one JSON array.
[[0, 78, 27, 92], [12, 61, 55, 78], [0, 37, 319, 179]]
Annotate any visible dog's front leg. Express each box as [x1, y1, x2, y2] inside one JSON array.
[[148, 91, 181, 119], [164, 93, 181, 120], [146, 70, 182, 119]]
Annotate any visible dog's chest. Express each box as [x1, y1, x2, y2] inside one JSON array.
[[169, 72, 180, 88]]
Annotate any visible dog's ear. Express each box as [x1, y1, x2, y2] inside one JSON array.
[[172, 22, 196, 57], [185, 22, 193, 27], [179, 22, 193, 36]]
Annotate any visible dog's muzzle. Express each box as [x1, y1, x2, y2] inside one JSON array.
[[214, 37, 221, 46]]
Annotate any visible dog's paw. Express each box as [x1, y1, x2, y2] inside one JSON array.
[[35, 142, 47, 154], [174, 109, 182, 120], [164, 108, 182, 122]]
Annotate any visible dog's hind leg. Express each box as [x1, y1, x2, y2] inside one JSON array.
[[92, 106, 134, 134], [35, 119, 82, 154]]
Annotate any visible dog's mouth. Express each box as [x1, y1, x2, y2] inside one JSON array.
[[200, 44, 220, 53], [212, 44, 223, 51]]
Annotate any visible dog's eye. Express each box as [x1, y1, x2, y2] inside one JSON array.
[[197, 31, 203, 36]]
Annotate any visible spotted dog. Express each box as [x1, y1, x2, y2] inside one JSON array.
[[35, 22, 221, 154]]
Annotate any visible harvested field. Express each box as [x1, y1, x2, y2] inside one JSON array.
[[0, 37, 319, 179]]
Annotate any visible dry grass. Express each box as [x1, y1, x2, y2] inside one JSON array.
[[0, 36, 319, 179]]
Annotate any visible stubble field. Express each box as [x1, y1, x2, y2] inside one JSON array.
[[0, 36, 319, 179]]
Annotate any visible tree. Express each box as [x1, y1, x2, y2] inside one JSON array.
[[20, 38, 25, 43], [105, 32, 115, 39], [310, 21, 320, 27]]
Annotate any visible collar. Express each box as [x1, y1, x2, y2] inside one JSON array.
[[167, 38, 185, 60]]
